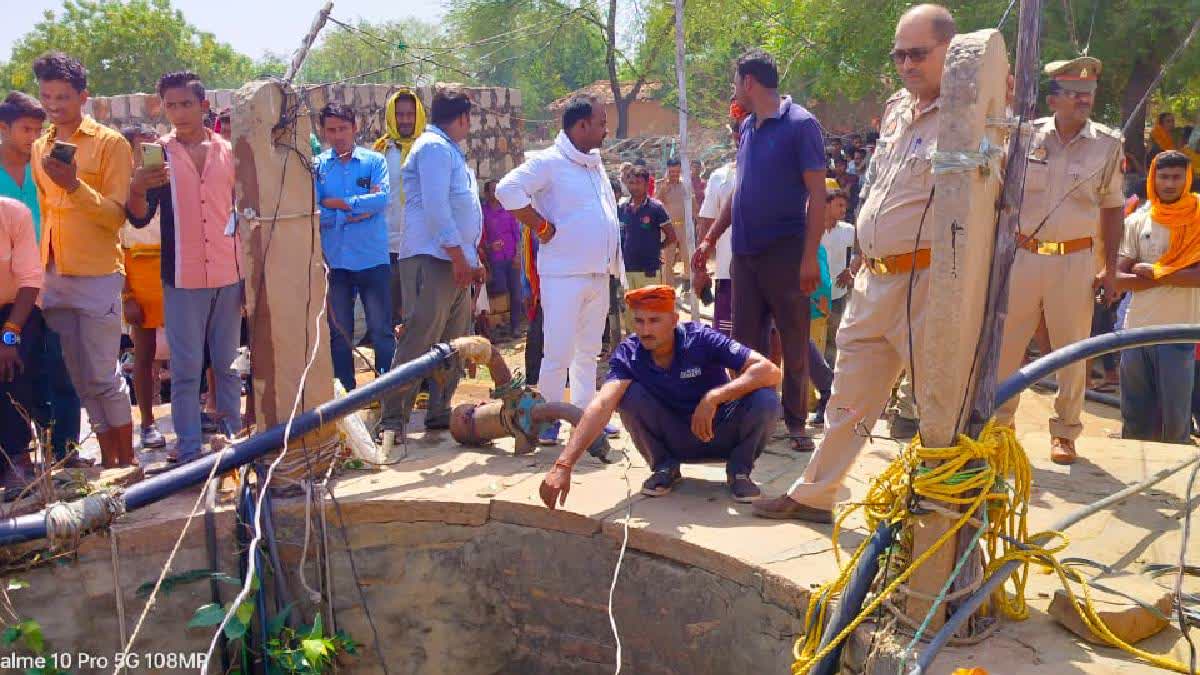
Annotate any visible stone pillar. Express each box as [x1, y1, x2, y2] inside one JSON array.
[[232, 80, 338, 453], [908, 28, 1009, 629]]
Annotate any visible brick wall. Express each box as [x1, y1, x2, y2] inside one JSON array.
[[83, 82, 525, 184]]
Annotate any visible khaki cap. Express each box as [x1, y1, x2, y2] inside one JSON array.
[[1044, 56, 1101, 92]]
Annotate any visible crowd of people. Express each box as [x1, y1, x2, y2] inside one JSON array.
[[1, 2, 1198, 519]]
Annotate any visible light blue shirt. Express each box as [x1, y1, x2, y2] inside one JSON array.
[[0, 164, 39, 241], [398, 124, 482, 267], [314, 146, 390, 271]]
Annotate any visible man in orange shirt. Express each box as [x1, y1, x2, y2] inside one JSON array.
[[0, 198, 44, 492], [30, 52, 135, 469]]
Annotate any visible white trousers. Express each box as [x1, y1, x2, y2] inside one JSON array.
[[538, 274, 609, 410]]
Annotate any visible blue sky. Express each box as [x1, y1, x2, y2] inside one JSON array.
[[2, 0, 446, 61]]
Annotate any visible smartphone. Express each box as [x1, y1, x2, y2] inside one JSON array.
[[49, 141, 76, 165], [141, 143, 164, 169]]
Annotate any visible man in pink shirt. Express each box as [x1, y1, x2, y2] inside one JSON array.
[[126, 71, 241, 464], [0, 197, 44, 492]]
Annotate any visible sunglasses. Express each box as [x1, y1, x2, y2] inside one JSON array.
[[890, 46, 934, 64]]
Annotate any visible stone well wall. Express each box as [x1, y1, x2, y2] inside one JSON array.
[[5, 496, 804, 674], [83, 83, 524, 184]]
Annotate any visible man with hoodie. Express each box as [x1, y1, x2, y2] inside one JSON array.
[[374, 88, 424, 327]]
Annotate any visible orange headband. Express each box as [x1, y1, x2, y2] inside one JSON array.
[[625, 284, 676, 313]]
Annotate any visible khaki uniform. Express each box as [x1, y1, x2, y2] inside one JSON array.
[[995, 117, 1124, 438], [788, 89, 937, 509], [657, 179, 688, 287]]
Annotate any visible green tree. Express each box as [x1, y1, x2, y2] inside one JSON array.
[[641, 0, 1200, 156], [294, 17, 450, 86], [445, 0, 670, 138], [0, 0, 257, 95]]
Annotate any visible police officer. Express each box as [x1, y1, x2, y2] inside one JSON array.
[[753, 4, 956, 521], [995, 56, 1125, 465]]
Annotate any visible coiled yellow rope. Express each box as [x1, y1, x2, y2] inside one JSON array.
[[791, 421, 1192, 674]]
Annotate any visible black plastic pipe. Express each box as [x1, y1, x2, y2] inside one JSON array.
[[0, 344, 454, 547], [913, 324, 1200, 675], [811, 521, 897, 675]]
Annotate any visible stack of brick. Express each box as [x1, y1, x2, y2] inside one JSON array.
[[83, 82, 525, 184]]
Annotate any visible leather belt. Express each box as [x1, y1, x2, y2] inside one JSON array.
[[1018, 236, 1093, 255], [866, 248, 931, 275]]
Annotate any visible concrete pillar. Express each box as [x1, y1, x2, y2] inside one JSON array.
[[908, 28, 1009, 631], [231, 80, 338, 457]]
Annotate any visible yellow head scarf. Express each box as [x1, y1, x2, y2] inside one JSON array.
[[373, 88, 425, 158], [1147, 154, 1200, 279]]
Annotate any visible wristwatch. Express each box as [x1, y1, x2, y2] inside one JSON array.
[[1, 330, 20, 346]]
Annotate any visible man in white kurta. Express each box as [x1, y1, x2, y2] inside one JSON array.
[[496, 96, 623, 443]]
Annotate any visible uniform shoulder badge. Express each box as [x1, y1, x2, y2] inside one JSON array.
[[1092, 122, 1123, 142]]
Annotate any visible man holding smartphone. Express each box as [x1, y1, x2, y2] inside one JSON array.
[[30, 52, 135, 469], [126, 71, 241, 466]]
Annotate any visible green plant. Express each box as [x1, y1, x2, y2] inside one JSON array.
[[1, 579, 67, 675], [263, 611, 358, 675], [164, 570, 357, 674]]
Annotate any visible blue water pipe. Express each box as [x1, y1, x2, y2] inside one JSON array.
[[0, 344, 454, 547]]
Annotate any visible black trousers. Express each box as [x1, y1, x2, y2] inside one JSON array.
[[731, 235, 811, 433], [0, 304, 43, 457]]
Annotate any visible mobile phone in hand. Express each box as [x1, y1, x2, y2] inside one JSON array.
[[141, 143, 164, 169], [49, 141, 76, 164]]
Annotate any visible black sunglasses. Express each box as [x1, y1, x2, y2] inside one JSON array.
[[890, 46, 934, 64]]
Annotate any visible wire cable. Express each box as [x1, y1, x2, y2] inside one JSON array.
[[1175, 460, 1200, 674]]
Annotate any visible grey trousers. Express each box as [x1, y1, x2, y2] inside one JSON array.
[[379, 255, 472, 431], [41, 271, 131, 433], [164, 282, 244, 454]]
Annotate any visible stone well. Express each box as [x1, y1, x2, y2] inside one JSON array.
[[4, 441, 808, 674]]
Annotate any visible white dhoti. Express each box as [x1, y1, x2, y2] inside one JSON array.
[[538, 273, 610, 409]]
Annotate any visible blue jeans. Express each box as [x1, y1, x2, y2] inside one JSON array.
[[34, 327, 81, 459], [1120, 344, 1195, 444], [617, 382, 781, 477], [164, 282, 245, 456], [328, 264, 394, 392]]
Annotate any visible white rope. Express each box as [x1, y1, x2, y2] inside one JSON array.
[[297, 480, 323, 604], [112, 451, 224, 675], [199, 262, 331, 672], [608, 443, 634, 674]]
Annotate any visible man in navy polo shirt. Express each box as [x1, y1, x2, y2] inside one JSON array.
[[691, 48, 828, 453], [618, 165, 675, 332], [537, 285, 782, 506]]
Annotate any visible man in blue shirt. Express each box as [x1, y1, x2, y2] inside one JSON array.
[[692, 48, 828, 453], [617, 165, 675, 332], [538, 285, 782, 506], [378, 88, 483, 437], [314, 103, 392, 392]]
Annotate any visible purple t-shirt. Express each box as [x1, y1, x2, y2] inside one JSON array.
[[732, 96, 826, 256], [482, 201, 521, 263], [607, 322, 751, 415]]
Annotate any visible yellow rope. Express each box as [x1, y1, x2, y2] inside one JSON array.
[[790, 421, 1192, 674]]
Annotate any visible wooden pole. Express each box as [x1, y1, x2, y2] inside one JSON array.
[[905, 0, 1044, 636], [906, 28, 1010, 631], [284, 1, 335, 86], [232, 81, 338, 453], [672, 0, 700, 320], [966, 0, 1044, 434]]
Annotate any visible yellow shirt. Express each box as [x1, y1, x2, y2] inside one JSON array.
[[31, 115, 132, 276]]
